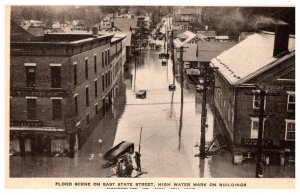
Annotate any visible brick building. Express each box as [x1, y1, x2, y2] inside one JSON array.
[[10, 26, 126, 157], [210, 24, 295, 165]]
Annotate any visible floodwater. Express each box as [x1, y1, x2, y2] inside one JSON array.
[[10, 46, 295, 178]]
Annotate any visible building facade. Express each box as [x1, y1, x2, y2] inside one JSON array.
[[211, 25, 295, 165], [10, 29, 126, 157]]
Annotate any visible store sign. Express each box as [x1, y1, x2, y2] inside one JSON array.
[[10, 120, 43, 127], [186, 68, 200, 75], [11, 88, 66, 97], [241, 138, 273, 148]]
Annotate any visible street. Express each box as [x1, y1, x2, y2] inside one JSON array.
[[10, 45, 295, 178]]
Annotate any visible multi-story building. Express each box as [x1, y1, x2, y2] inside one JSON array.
[[10, 25, 126, 158], [210, 24, 295, 165], [174, 7, 202, 24]]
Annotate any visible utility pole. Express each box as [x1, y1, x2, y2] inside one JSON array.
[[199, 63, 208, 159], [178, 46, 184, 152], [195, 62, 217, 159], [170, 30, 175, 79], [245, 84, 280, 178], [130, 27, 138, 92]]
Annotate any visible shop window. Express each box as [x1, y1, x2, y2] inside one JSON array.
[[285, 119, 295, 141]]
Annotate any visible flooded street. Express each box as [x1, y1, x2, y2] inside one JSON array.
[[10, 48, 294, 178]]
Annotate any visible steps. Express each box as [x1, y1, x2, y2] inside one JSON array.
[[215, 133, 227, 149], [206, 133, 227, 152]]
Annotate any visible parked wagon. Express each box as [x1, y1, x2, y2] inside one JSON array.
[[162, 58, 168, 65], [135, 90, 147, 99], [102, 141, 134, 168], [169, 84, 176, 91]]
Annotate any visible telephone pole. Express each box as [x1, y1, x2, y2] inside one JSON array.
[[245, 84, 280, 177], [199, 63, 208, 159], [193, 62, 217, 159]]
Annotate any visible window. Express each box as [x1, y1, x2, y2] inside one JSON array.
[[250, 118, 265, 139], [73, 63, 77, 85], [110, 70, 113, 84], [95, 104, 98, 115], [51, 66, 61, 88], [108, 49, 110, 64], [52, 98, 62, 120], [251, 119, 259, 139], [105, 72, 108, 88], [102, 74, 105, 91], [285, 119, 295, 141], [253, 94, 266, 109], [27, 98, 37, 120], [94, 55, 97, 73], [86, 113, 90, 125], [85, 58, 88, 79], [102, 52, 104, 67], [227, 107, 231, 122], [86, 87, 89, 107], [107, 71, 110, 86], [25, 66, 36, 87], [94, 80, 98, 98], [105, 50, 107, 66], [74, 95, 78, 115], [287, 92, 295, 112], [231, 109, 234, 126]]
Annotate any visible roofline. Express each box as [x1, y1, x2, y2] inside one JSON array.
[[11, 34, 114, 46], [234, 51, 295, 85]]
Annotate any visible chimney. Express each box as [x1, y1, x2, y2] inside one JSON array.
[[256, 22, 275, 32], [92, 27, 98, 37], [273, 23, 289, 57]]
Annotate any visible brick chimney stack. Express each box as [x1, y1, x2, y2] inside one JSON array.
[[92, 27, 98, 37], [273, 23, 289, 57]]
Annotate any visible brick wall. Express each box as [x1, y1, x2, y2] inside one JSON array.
[[234, 56, 295, 146], [214, 71, 235, 140], [10, 56, 72, 90], [214, 55, 295, 147]]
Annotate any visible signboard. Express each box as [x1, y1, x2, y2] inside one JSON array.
[[186, 68, 201, 75], [10, 120, 43, 127], [11, 88, 66, 97], [241, 138, 273, 148]]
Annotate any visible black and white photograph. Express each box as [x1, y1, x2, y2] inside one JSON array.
[[4, 1, 296, 189]]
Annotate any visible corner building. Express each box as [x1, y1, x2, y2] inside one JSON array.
[[10, 29, 126, 157]]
